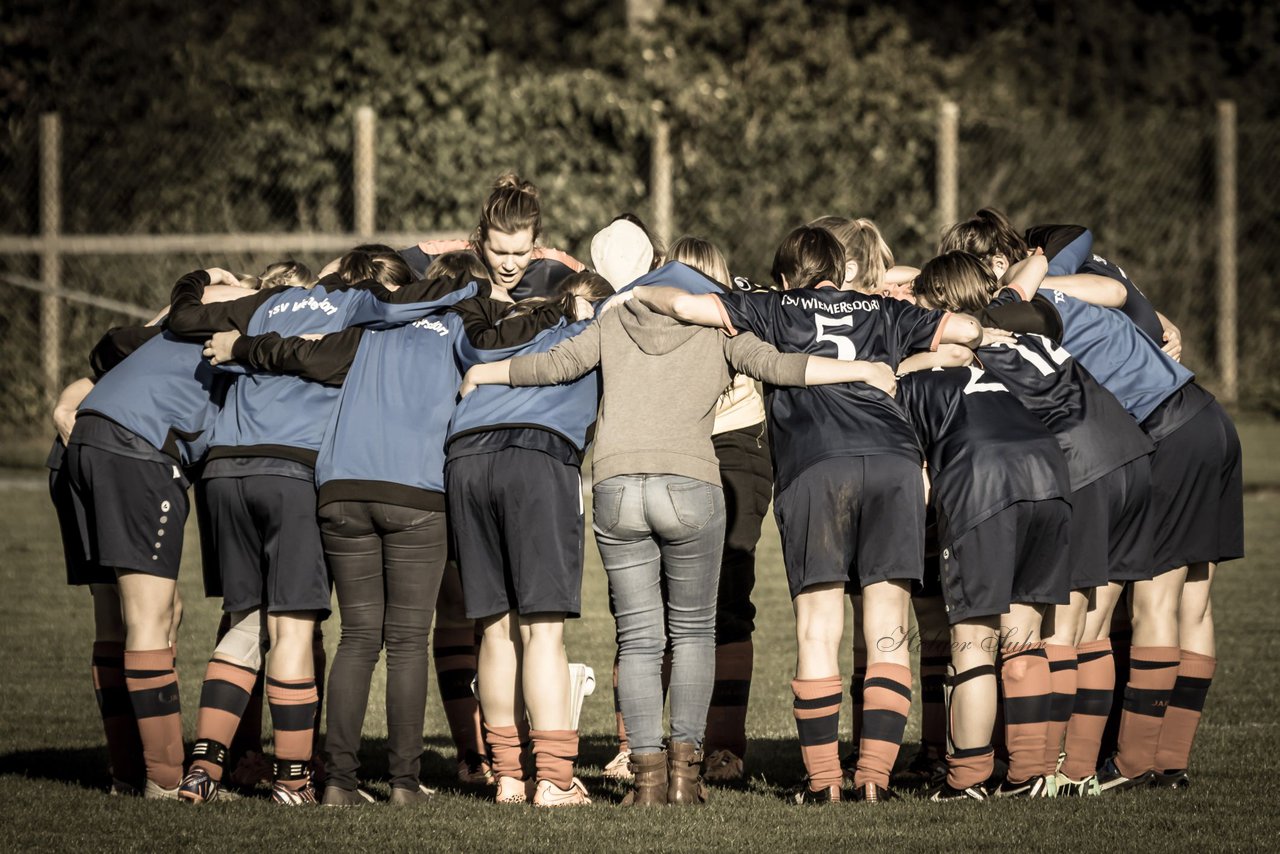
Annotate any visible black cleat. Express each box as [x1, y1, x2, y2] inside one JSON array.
[[993, 775, 1049, 798], [851, 781, 898, 803], [1096, 755, 1154, 793], [1150, 769, 1191, 789], [927, 781, 988, 802], [793, 781, 842, 804]]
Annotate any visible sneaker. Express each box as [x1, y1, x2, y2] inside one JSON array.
[[1055, 773, 1101, 796], [143, 778, 181, 800], [602, 749, 634, 782], [702, 749, 744, 784], [178, 767, 221, 804], [389, 783, 437, 806], [993, 775, 1049, 798], [927, 781, 988, 802], [793, 781, 842, 804], [533, 777, 591, 807], [1096, 755, 1153, 793], [851, 782, 898, 803], [228, 750, 273, 790], [495, 775, 533, 804], [1151, 769, 1191, 790], [321, 785, 376, 806], [457, 750, 494, 786]]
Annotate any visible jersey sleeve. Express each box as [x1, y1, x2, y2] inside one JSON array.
[[885, 300, 950, 358], [1025, 224, 1093, 276], [1078, 256, 1163, 341], [508, 322, 603, 386], [977, 292, 1063, 342], [227, 327, 364, 386], [716, 290, 778, 342], [167, 271, 279, 338]]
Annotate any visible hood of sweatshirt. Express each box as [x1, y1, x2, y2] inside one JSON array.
[[618, 299, 713, 356]]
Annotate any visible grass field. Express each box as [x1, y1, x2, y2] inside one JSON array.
[[3, 427, 1280, 851]]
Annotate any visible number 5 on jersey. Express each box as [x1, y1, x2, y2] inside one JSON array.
[[814, 314, 857, 360]]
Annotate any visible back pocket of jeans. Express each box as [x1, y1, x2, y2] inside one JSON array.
[[592, 482, 626, 534], [667, 480, 714, 530]]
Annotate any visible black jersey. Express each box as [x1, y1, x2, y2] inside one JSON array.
[[400, 240, 582, 301], [898, 366, 1070, 544], [717, 285, 950, 490], [975, 326, 1154, 492]]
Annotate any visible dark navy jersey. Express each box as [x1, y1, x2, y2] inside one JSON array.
[[717, 285, 950, 490], [975, 326, 1154, 491], [898, 366, 1070, 543], [400, 239, 584, 301]]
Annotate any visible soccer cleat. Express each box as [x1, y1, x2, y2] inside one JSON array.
[[793, 780, 842, 804], [1054, 773, 1101, 796], [389, 783, 437, 806], [993, 775, 1049, 798], [228, 750, 273, 790], [851, 782, 898, 804], [533, 777, 592, 807], [321, 785, 376, 806], [178, 767, 221, 804], [457, 750, 494, 786], [1096, 755, 1154, 793], [1043, 774, 1059, 798], [143, 778, 181, 800], [494, 775, 533, 804], [272, 760, 317, 805], [702, 749, 744, 784], [1150, 769, 1191, 790], [927, 781, 988, 802], [271, 780, 318, 805], [602, 749, 634, 782]]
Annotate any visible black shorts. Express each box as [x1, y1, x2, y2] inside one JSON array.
[[939, 498, 1071, 624], [444, 447, 584, 620], [1065, 455, 1154, 589], [1149, 400, 1244, 574], [773, 454, 925, 600], [49, 449, 115, 586], [193, 477, 222, 598], [203, 474, 331, 615], [63, 443, 188, 581]]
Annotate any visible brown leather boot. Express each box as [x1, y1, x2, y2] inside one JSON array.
[[620, 751, 667, 806], [667, 742, 708, 805]]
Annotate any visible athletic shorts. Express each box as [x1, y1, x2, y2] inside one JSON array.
[[202, 474, 331, 616], [1065, 455, 1154, 589], [1148, 400, 1244, 574], [444, 447, 584, 620], [193, 477, 222, 598], [49, 447, 115, 586], [939, 498, 1071, 624], [63, 442, 189, 581], [773, 454, 925, 600]]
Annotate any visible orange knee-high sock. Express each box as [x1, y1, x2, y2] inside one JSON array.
[[793, 675, 842, 791], [705, 639, 753, 758], [485, 722, 526, 781], [267, 677, 319, 790], [948, 745, 995, 790], [1044, 644, 1078, 775], [434, 625, 485, 762], [920, 639, 951, 760], [191, 659, 260, 781], [92, 641, 145, 788], [1114, 646, 1180, 778], [612, 657, 628, 752], [945, 663, 998, 789], [855, 663, 913, 789], [124, 648, 184, 789], [531, 729, 578, 789], [1000, 646, 1051, 785], [1153, 651, 1217, 772], [311, 627, 326, 754], [1061, 639, 1113, 780]]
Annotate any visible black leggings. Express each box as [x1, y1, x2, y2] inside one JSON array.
[[712, 424, 773, 644], [318, 500, 448, 791]]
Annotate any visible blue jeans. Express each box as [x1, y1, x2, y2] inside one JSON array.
[[593, 474, 726, 754]]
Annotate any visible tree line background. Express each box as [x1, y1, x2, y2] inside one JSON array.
[[1, 0, 1278, 437]]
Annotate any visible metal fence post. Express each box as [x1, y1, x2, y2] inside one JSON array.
[[1217, 100, 1238, 404], [40, 113, 61, 406], [651, 111, 673, 248], [354, 106, 377, 236], [937, 101, 959, 235]]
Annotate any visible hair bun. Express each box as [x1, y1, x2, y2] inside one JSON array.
[[493, 172, 538, 198]]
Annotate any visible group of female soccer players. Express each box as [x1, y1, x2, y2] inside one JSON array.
[[48, 172, 1242, 809]]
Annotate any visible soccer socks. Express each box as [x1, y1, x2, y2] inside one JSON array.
[[91, 641, 145, 788], [434, 625, 486, 762], [267, 677, 319, 789], [191, 659, 259, 780], [919, 639, 951, 761], [793, 675, 842, 791], [1000, 646, 1051, 785], [1114, 646, 1180, 778], [1061, 639, 1114, 780], [705, 639, 753, 758], [124, 648, 183, 789], [229, 673, 266, 760], [1154, 651, 1217, 772], [855, 663, 913, 789], [531, 729, 578, 789], [1044, 644, 1078, 775], [485, 722, 526, 780]]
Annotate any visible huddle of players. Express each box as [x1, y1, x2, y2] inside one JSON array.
[[48, 172, 1241, 807]]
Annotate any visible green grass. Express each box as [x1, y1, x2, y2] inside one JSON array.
[[2, 484, 1279, 851]]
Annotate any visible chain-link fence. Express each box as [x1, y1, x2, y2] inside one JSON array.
[[2, 100, 1275, 445]]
